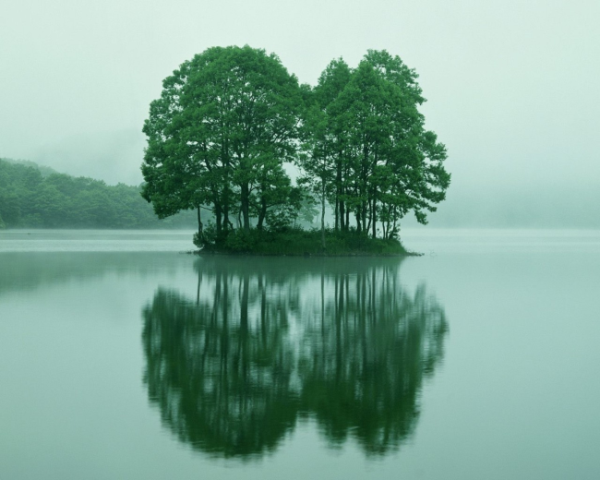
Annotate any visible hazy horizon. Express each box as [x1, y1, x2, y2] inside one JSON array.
[[1, 0, 599, 228]]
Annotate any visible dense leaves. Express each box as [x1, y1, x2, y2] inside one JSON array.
[[300, 51, 450, 241], [142, 47, 450, 250], [0, 158, 196, 228], [142, 46, 303, 244]]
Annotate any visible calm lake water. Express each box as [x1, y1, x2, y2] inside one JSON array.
[[1, 229, 599, 479]]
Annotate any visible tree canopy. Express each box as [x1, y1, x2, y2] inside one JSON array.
[[0, 158, 196, 229], [141, 46, 450, 251], [142, 46, 304, 245]]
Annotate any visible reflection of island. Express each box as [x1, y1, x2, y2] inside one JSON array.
[[142, 257, 447, 459], [0, 252, 187, 297]]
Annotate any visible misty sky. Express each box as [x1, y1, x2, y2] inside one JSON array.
[[1, 0, 599, 226]]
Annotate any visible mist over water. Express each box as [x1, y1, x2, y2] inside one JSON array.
[[2, 0, 600, 476], [402, 183, 600, 229]]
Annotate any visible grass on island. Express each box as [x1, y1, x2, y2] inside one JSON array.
[[198, 227, 410, 256]]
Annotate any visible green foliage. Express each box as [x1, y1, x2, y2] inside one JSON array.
[[0, 158, 197, 229], [141, 46, 450, 253], [298, 51, 450, 237], [296, 195, 319, 227], [202, 227, 408, 256], [224, 229, 261, 253], [142, 45, 304, 238], [1, 158, 58, 177]]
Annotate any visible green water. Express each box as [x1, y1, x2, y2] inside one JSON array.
[[1, 229, 599, 479]]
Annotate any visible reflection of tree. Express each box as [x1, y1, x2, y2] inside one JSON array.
[[143, 271, 299, 458], [299, 270, 447, 455], [0, 252, 178, 297], [142, 257, 447, 459]]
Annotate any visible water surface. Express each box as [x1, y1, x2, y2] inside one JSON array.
[[1, 229, 599, 479]]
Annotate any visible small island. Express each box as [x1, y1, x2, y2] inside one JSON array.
[[141, 46, 450, 255], [200, 228, 409, 257]]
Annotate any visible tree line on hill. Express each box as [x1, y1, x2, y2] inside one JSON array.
[[0, 158, 196, 229], [141, 46, 450, 250]]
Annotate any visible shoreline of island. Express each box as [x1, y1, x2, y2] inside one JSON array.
[[189, 228, 421, 257]]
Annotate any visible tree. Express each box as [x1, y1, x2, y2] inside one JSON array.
[[141, 48, 449, 251], [301, 51, 450, 239], [298, 59, 352, 246], [298, 105, 334, 249], [360, 50, 450, 231], [141, 46, 304, 244]]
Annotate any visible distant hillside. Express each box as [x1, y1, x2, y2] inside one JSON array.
[[1, 158, 59, 178], [0, 157, 197, 229], [4, 157, 597, 231]]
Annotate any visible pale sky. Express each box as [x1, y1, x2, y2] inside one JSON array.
[[1, 0, 599, 225]]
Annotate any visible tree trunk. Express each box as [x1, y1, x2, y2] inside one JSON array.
[[334, 197, 339, 231], [257, 199, 267, 231], [222, 161, 230, 236], [372, 197, 376, 239], [196, 206, 203, 239], [335, 156, 342, 231], [215, 203, 222, 239], [321, 182, 326, 250], [223, 196, 230, 235], [345, 207, 349, 232], [241, 182, 250, 231]]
